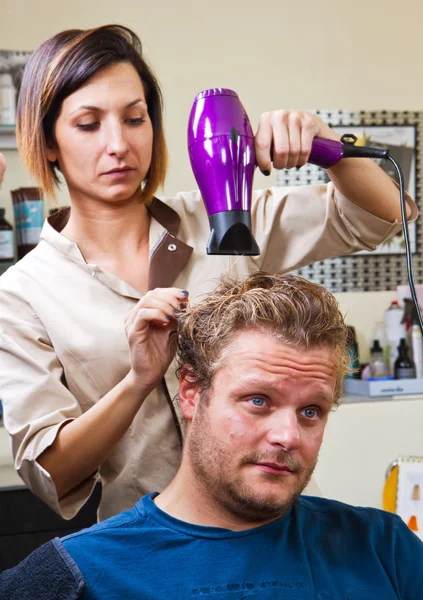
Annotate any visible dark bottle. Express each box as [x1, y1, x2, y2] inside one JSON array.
[[394, 338, 416, 379], [0, 207, 15, 263]]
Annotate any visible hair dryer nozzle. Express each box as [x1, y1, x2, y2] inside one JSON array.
[[207, 211, 260, 255]]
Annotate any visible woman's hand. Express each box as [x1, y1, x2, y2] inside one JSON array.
[[124, 287, 189, 393], [255, 110, 340, 174], [0, 154, 6, 184]]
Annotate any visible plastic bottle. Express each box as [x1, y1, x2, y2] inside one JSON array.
[[394, 338, 416, 379], [384, 301, 406, 374], [369, 340, 390, 380], [0, 208, 14, 263], [19, 187, 44, 257], [403, 298, 423, 368], [411, 325, 423, 379], [0, 73, 16, 125]]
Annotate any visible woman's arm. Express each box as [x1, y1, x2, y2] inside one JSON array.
[[254, 110, 412, 222], [37, 372, 152, 499], [37, 287, 188, 500]]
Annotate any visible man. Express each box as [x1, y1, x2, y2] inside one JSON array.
[[1, 272, 422, 599]]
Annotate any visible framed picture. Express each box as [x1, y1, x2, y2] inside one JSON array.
[[276, 110, 423, 292]]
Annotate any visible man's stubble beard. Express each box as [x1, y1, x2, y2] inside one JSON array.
[[187, 401, 317, 524]]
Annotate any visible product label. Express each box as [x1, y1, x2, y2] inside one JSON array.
[[0, 230, 14, 259], [396, 368, 415, 379], [21, 200, 43, 245]]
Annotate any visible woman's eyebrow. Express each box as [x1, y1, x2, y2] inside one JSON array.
[[125, 98, 147, 109], [70, 98, 146, 116]]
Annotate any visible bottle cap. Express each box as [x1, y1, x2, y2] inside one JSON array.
[[370, 340, 383, 353], [398, 337, 408, 351]]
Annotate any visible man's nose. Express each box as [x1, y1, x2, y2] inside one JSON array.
[[105, 123, 129, 158], [266, 410, 301, 451]]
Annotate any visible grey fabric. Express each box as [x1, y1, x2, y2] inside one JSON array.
[[0, 538, 85, 600]]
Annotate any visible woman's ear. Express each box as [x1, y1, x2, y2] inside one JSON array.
[[45, 145, 58, 163], [179, 366, 201, 422]]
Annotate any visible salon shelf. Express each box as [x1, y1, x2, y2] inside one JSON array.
[[0, 124, 17, 149], [342, 392, 423, 404]]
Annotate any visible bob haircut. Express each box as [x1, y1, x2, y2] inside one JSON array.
[[16, 24, 168, 204]]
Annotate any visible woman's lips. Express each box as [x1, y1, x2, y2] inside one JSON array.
[[102, 168, 135, 179]]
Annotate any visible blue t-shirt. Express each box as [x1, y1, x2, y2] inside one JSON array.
[[61, 493, 423, 599]]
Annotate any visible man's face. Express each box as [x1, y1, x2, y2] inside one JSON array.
[[186, 329, 337, 524]]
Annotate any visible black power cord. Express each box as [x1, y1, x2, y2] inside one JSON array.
[[338, 135, 423, 335], [387, 155, 423, 334]]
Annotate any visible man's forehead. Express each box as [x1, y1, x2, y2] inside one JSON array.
[[220, 330, 335, 368], [217, 330, 337, 392]]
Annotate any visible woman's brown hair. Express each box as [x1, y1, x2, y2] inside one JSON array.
[[16, 24, 168, 204]]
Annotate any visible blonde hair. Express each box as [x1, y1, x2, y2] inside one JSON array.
[[177, 272, 350, 403], [16, 24, 167, 203]]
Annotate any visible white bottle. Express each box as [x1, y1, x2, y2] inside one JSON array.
[[411, 325, 423, 379], [0, 73, 16, 125], [384, 301, 406, 374]]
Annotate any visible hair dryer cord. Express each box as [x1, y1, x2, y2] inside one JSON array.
[[387, 155, 423, 334]]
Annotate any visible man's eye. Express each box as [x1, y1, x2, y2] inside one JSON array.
[[301, 407, 319, 420], [249, 397, 266, 407]]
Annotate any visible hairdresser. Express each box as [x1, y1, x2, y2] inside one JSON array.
[[0, 25, 417, 522]]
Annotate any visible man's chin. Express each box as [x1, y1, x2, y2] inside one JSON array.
[[221, 480, 306, 523]]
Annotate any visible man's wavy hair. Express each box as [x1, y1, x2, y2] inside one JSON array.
[[176, 272, 350, 404], [16, 24, 167, 204]]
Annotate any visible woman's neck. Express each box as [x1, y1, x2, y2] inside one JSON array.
[[60, 197, 151, 264]]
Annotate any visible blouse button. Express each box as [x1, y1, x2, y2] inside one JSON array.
[[168, 244, 177, 252]]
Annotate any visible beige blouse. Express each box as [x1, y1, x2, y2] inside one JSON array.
[[0, 183, 416, 521]]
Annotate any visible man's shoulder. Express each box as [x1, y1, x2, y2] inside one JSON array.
[[62, 504, 142, 550], [296, 495, 402, 530]]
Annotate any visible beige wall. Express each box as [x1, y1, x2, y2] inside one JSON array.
[[1, 0, 423, 203], [0, 0, 420, 356]]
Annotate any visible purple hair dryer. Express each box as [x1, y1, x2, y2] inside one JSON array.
[[187, 88, 389, 256]]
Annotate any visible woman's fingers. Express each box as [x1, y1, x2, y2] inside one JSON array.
[[255, 112, 273, 175], [125, 288, 189, 331], [255, 110, 323, 173], [127, 308, 176, 340]]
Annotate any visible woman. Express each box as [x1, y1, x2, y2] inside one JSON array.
[[0, 25, 416, 522]]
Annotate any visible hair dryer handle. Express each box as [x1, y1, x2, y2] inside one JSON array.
[[307, 135, 389, 168], [308, 137, 344, 169]]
